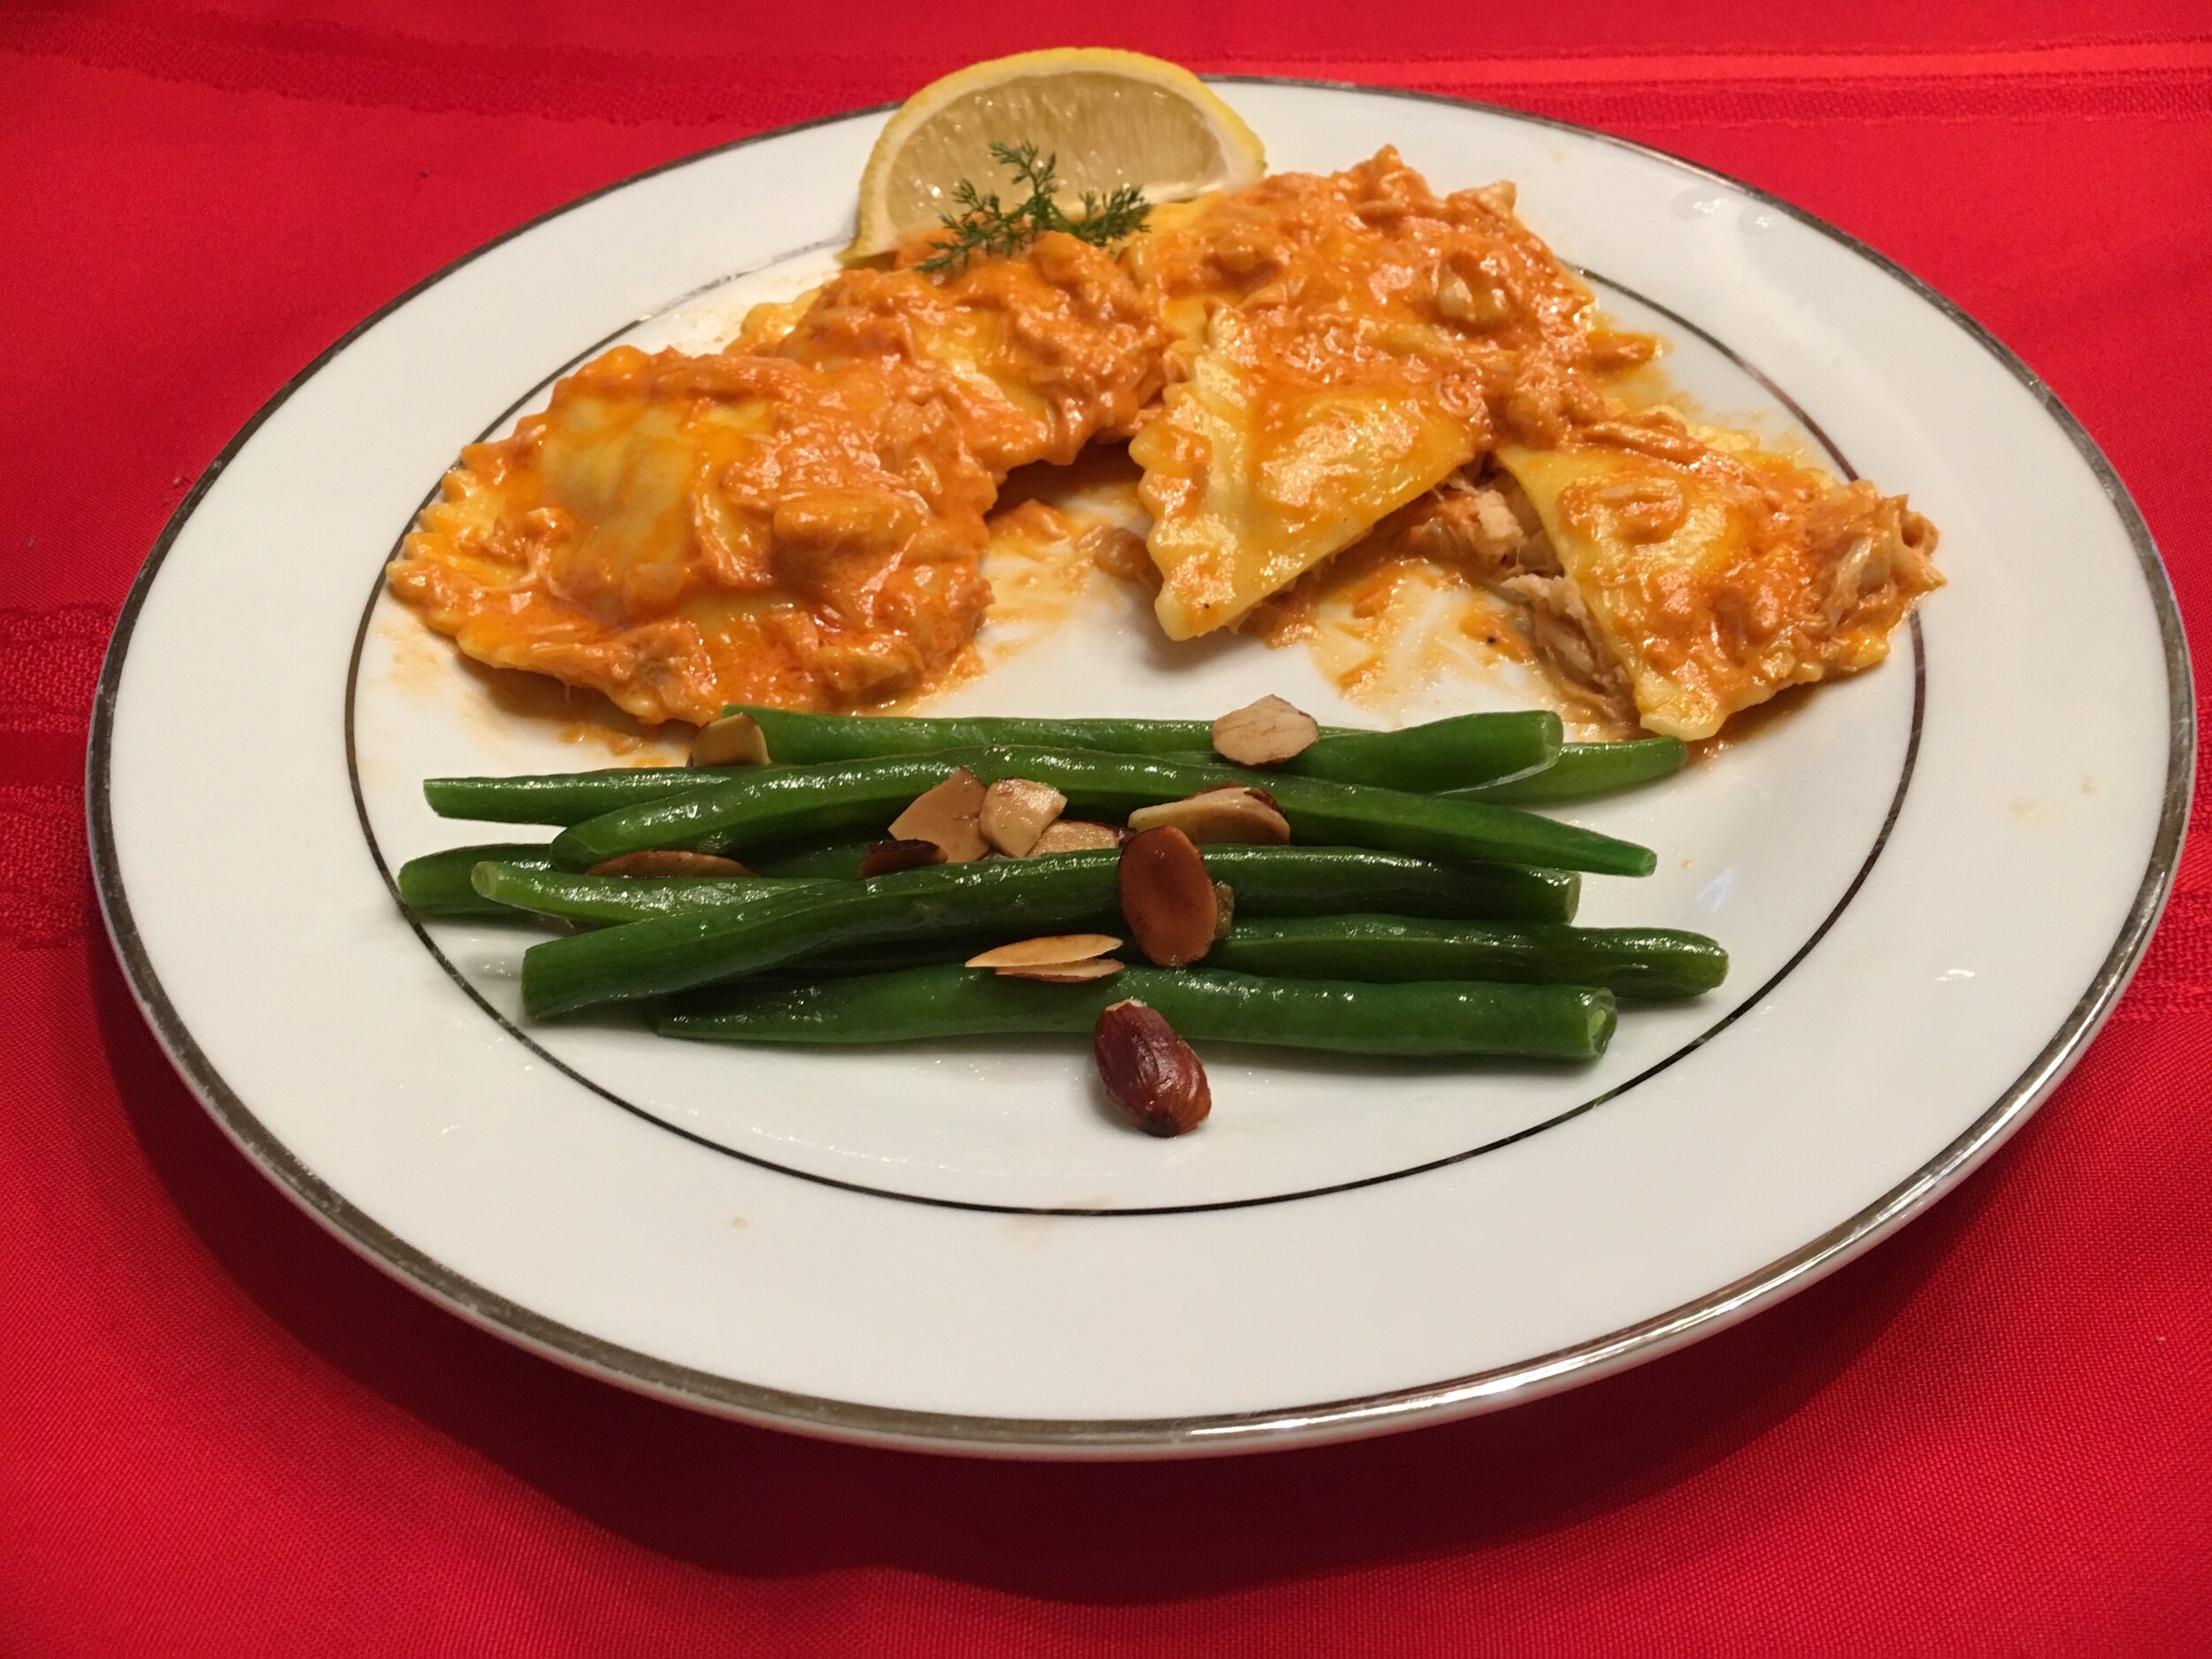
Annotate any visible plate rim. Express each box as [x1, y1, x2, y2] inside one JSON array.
[[85, 79, 2196, 1455]]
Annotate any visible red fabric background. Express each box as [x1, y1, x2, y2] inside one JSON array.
[[6, 4, 2211, 1651]]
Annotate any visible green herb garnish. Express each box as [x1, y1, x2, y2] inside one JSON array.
[[917, 142, 1150, 274]]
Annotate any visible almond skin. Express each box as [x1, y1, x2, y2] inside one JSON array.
[[1118, 826, 1218, 966], [1211, 694, 1319, 767], [887, 767, 988, 862], [586, 849, 753, 879], [1094, 1000, 1211, 1136], [858, 838, 948, 878]]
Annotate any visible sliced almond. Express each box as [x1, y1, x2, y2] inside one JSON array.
[[979, 776, 1068, 857], [1118, 826, 1218, 967], [995, 957, 1126, 985], [690, 711, 770, 767], [1025, 818, 1126, 856], [965, 933, 1123, 970], [887, 767, 987, 862], [1211, 695, 1320, 767], [1127, 786, 1291, 846], [1211, 879, 1236, 941], [858, 838, 948, 878]]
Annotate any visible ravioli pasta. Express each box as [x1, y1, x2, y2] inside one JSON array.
[[389, 148, 1937, 737]]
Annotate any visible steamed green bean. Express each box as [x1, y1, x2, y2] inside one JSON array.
[[546, 746, 1656, 877], [662, 965, 1617, 1062]]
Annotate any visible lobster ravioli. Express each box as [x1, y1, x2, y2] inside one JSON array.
[[1125, 148, 1653, 640], [389, 234, 1164, 724], [1384, 414, 1940, 739]]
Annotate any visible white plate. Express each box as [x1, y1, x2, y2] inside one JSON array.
[[89, 81, 2190, 1456]]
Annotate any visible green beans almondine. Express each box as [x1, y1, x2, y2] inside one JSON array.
[[727, 705, 1561, 791], [472, 844, 1573, 930], [546, 746, 1656, 877], [521, 853, 1126, 1018], [518, 843, 1586, 1017]]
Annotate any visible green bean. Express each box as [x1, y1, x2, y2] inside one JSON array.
[[1447, 738, 1686, 803], [729, 705, 1560, 791], [522, 852, 1130, 1018], [1202, 846, 1577, 924], [1208, 915, 1725, 999], [423, 765, 705, 826], [742, 835, 875, 879], [470, 862, 837, 926], [662, 965, 1617, 1062], [396, 843, 558, 916], [547, 747, 1655, 877], [466, 843, 1571, 933]]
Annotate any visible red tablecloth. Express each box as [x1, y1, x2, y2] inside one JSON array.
[[8, 4, 2210, 1651]]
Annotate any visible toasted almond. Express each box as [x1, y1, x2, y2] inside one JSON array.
[[1025, 818, 1126, 856], [979, 776, 1068, 857], [1211, 879, 1236, 941], [1211, 695, 1320, 766], [887, 767, 987, 862], [1127, 786, 1291, 846], [858, 838, 948, 878], [1094, 999, 1211, 1136], [586, 849, 754, 879], [996, 957, 1126, 985], [965, 933, 1123, 970], [1118, 826, 1218, 966], [689, 711, 771, 767]]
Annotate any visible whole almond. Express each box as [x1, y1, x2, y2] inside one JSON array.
[[858, 838, 947, 878], [1211, 695, 1320, 766], [586, 849, 753, 879], [1118, 826, 1218, 966], [1094, 1000, 1211, 1137]]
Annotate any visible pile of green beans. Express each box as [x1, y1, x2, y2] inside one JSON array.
[[418, 723, 1686, 826], [446, 845, 1577, 930], [541, 747, 1657, 876], [395, 704, 1718, 1069], [726, 705, 1565, 792]]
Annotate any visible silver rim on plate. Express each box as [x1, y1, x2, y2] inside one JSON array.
[[87, 81, 2194, 1454]]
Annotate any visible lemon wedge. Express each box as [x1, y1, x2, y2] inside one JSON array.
[[846, 49, 1265, 261]]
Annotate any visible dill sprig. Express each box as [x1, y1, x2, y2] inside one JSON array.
[[917, 142, 1151, 274]]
